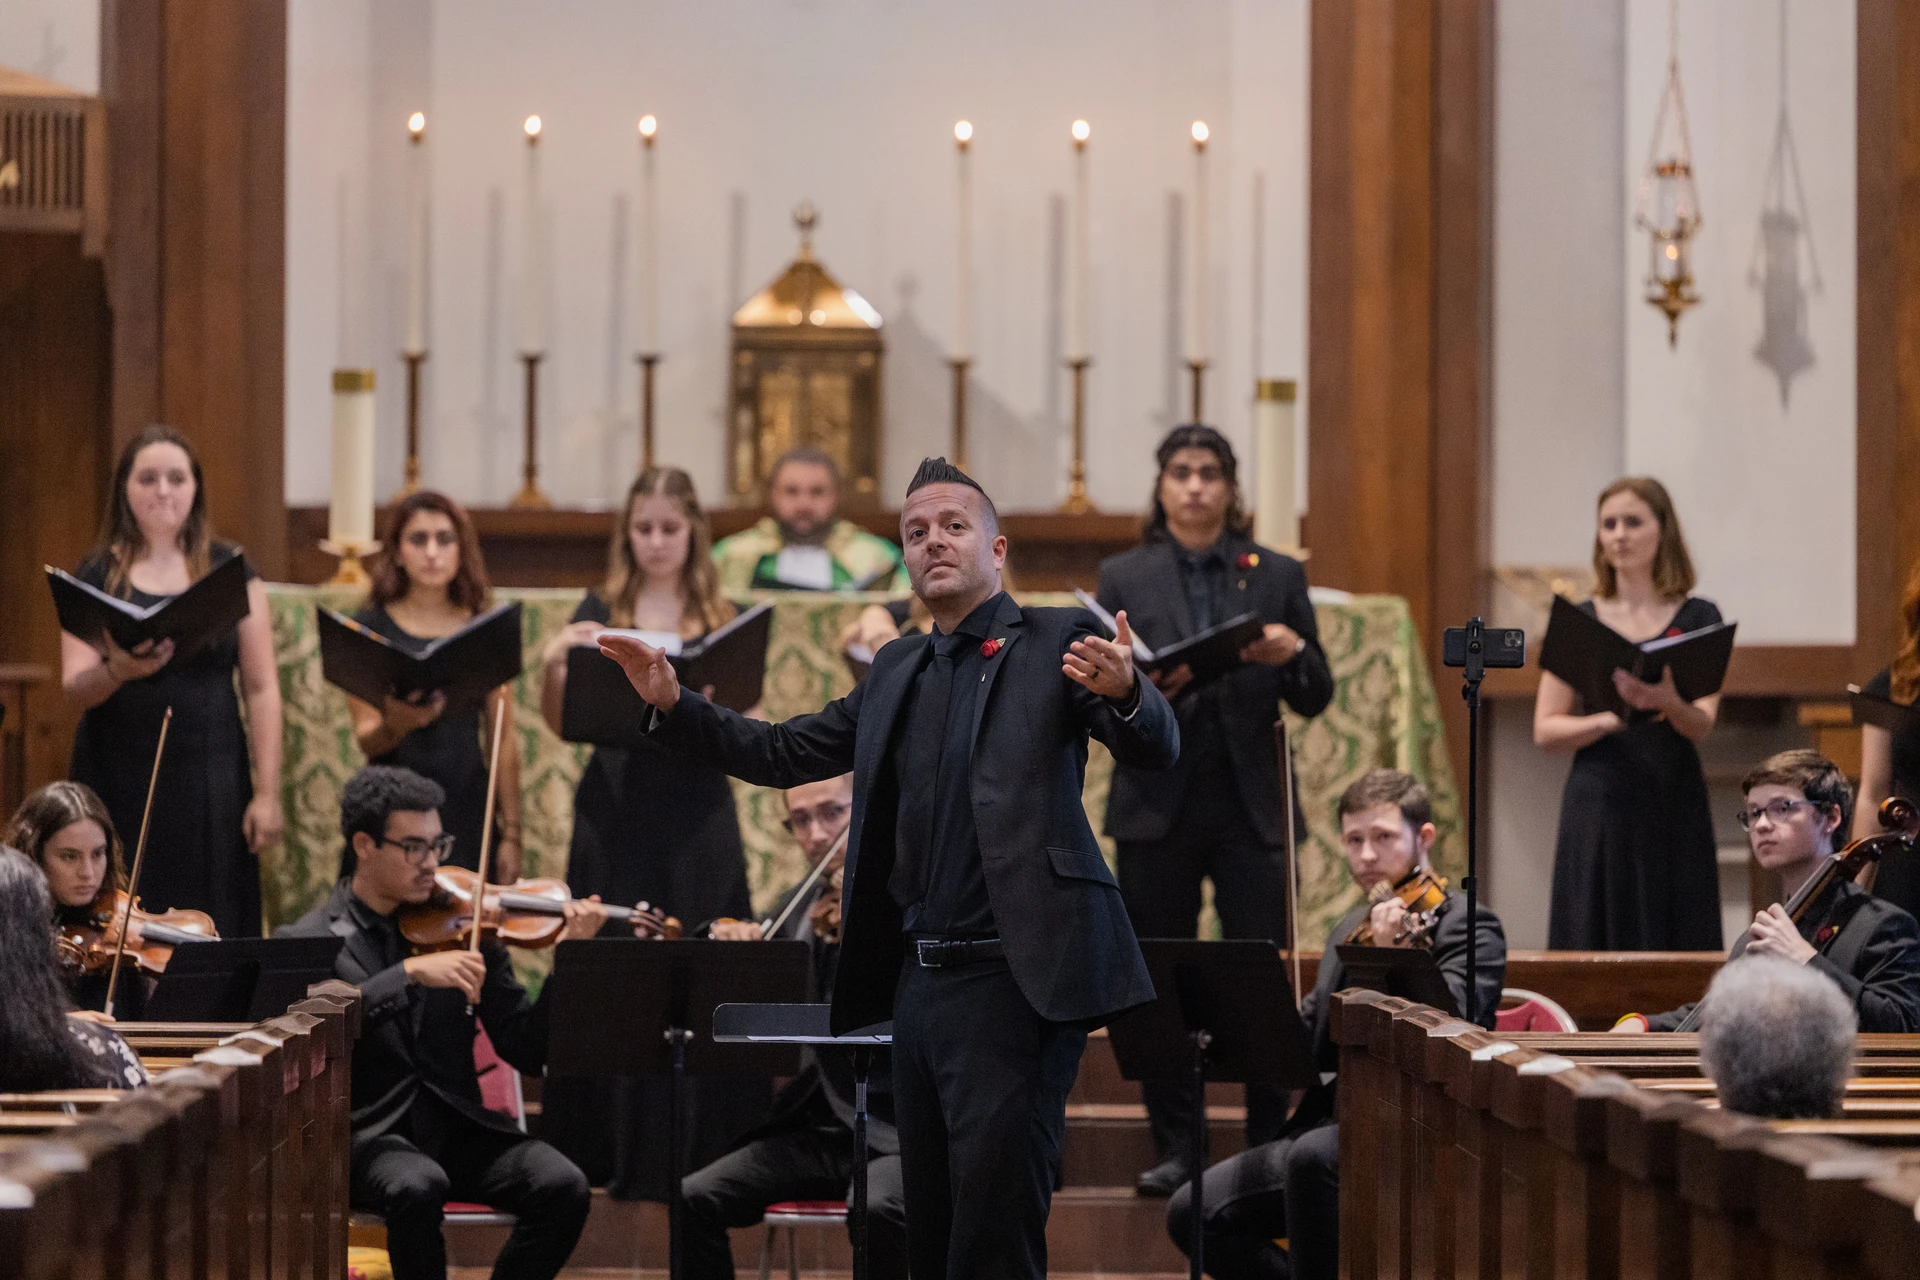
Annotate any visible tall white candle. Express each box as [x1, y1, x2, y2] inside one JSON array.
[[519, 115, 544, 355], [637, 114, 659, 354], [1253, 379, 1299, 552], [1188, 121, 1210, 365], [1068, 119, 1091, 361], [329, 369, 377, 546], [954, 120, 973, 361], [404, 113, 427, 356]]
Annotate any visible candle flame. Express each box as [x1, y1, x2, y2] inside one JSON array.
[[954, 120, 973, 146], [1191, 120, 1210, 146], [639, 114, 658, 140], [407, 111, 426, 138], [1071, 119, 1091, 144], [524, 115, 542, 139]]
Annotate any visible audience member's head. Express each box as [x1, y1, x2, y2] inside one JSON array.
[[1145, 424, 1251, 542], [6, 780, 126, 912], [782, 775, 853, 866], [1739, 749, 1852, 867], [338, 765, 448, 898], [767, 447, 843, 545], [901, 457, 1005, 608], [1591, 476, 1695, 600], [1699, 954, 1855, 1119], [0, 846, 112, 1090], [1336, 769, 1437, 892], [603, 466, 731, 633]]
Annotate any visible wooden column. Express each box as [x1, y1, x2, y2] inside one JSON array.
[[1308, 0, 1495, 776], [103, 0, 289, 579]]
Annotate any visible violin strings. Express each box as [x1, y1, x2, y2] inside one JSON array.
[[105, 705, 172, 1017]]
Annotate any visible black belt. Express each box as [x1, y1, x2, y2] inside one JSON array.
[[911, 936, 1005, 968]]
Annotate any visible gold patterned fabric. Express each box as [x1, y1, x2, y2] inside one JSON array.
[[263, 588, 1459, 981]]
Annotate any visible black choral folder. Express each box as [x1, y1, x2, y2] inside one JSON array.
[[1537, 594, 1737, 719], [47, 553, 251, 663], [1074, 588, 1265, 695], [561, 600, 775, 744], [317, 602, 525, 711]]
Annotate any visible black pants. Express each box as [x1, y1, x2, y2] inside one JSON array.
[[892, 955, 1088, 1279], [680, 1112, 907, 1280], [1118, 787, 1291, 1161], [350, 1102, 591, 1280], [1165, 1121, 1339, 1280]]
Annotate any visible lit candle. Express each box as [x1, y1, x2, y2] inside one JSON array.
[[637, 114, 659, 354], [403, 112, 427, 356], [1188, 121, 1210, 366], [1253, 378, 1299, 551], [520, 115, 544, 355], [1068, 119, 1091, 361], [329, 370, 377, 546], [954, 120, 973, 361]]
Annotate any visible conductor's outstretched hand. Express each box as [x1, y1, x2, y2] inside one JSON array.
[[598, 633, 683, 711], [1065, 609, 1139, 700]]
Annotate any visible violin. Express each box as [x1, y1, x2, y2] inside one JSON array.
[[807, 864, 846, 945], [55, 888, 218, 975], [398, 866, 682, 952], [1347, 867, 1450, 948]]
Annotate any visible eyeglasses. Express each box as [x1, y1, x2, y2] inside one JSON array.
[[377, 834, 456, 864], [781, 801, 849, 836], [1737, 798, 1824, 830]]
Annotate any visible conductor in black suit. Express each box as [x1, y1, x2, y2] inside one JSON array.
[[597, 457, 1181, 1280], [1096, 423, 1334, 1194]]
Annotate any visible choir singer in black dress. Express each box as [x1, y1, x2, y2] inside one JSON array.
[[1096, 423, 1333, 1195], [598, 458, 1180, 1280]]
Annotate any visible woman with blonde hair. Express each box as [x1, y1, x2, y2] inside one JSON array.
[[1534, 476, 1723, 949]]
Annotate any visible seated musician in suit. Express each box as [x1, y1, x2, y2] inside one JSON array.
[[1167, 769, 1506, 1280], [280, 765, 629, 1280], [1613, 749, 1920, 1034], [1698, 955, 1856, 1119], [681, 774, 907, 1279]]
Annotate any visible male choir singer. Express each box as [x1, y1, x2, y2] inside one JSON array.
[[599, 458, 1180, 1279]]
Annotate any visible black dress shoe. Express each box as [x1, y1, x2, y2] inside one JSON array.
[[1135, 1154, 1196, 1198]]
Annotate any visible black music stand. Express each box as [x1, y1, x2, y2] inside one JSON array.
[[144, 937, 344, 1021], [544, 940, 812, 1280], [1106, 940, 1318, 1280], [1332, 943, 1462, 1018], [712, 1003, 892, 1280]]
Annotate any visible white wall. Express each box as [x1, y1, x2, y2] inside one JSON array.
[[284, 0, 1310, 515], [0, 0, 97, 93]]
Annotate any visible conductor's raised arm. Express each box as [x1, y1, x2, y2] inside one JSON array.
[[1063, 608, 1179, 770]]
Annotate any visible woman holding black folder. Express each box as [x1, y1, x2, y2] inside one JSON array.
[[347, 491, 522, 881], [59, 425, 283, 939], [1535, 477, 1723, 950]]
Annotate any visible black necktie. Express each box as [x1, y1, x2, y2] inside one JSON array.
[[892, 634, 958, 905]]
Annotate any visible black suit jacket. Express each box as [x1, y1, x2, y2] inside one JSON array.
[[1096, 534, 1333, 845], [649, 592, 1181, 1031], [279, 880, 550, 1151]]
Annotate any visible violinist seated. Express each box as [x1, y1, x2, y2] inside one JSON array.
[[277, 765, 649, 1280], [1613, 750, 1920, 1035], [682, 775, 907, 1280], [1167, 770, 1506, 1280]]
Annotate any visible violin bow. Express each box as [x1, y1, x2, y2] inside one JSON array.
[[469, 695, 509, 958], [104, 705, 172, 1017], [1276, 719, 1304, 1010], [761, 823, 852, 939]]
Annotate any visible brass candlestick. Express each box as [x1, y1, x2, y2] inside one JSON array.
[[512, 352, 551, 508], [1187, 358, 1208, 423], [638, 353, 660, 469], [949, 357, 971, 473], [319, 539, 381, 587], [394, 351, 426, 499], [1059, 357, 1095, 514]]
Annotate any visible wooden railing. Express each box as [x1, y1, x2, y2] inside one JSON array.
[[0, 981, 361, 1280]]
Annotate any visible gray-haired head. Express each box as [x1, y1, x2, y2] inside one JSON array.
[[1699, 954, 1856, 1119]]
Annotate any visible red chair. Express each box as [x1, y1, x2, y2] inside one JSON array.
[[1495, 988, 1579, 1033], [759, 1201, 848, 1280]]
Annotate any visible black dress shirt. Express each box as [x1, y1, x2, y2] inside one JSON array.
[[1169, 535, 1238, 786], [890, 592, 1004, 936]]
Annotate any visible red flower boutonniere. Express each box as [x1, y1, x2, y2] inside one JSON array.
[[1238, 552, 1260, 570], [1814, 924, 1838, 947], [980, 638, 1004, 659], [1663, 626, 1684, 639]]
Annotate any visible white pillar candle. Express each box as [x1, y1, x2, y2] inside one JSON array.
[[403, 113, 427, 355], [329, 369, 377, 546], [1068, 119, 1091, 361], [954, 121, 973, 361], [1253, 379, 1299, 551], [519, 116, 544, 355], [638, 115, 659, 354], [1188, 122, 1210, 365]]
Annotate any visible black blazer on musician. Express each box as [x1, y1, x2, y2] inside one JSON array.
[[648, 592, 1181, 1032], [1096, 533, 1333, 846]]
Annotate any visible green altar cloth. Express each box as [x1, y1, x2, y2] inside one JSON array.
[[264, 588, 1460, 984]]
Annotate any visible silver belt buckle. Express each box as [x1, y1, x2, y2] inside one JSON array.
[[916, 939, 945, 968]]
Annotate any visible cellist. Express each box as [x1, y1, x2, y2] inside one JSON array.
[[1614, 749, 1920, 1034]]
